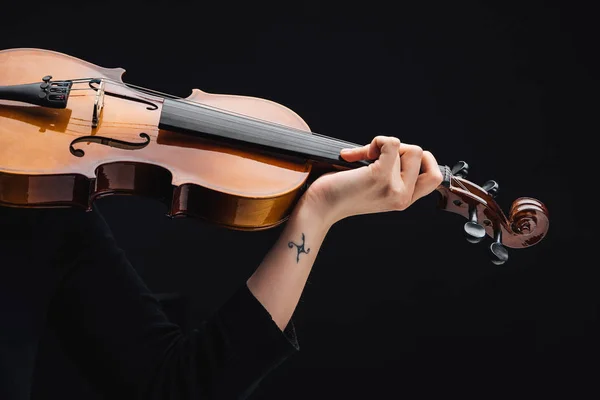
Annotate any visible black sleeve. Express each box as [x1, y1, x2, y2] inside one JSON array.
[[48, 206, 299, 400]]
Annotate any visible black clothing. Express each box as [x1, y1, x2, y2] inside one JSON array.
[[0, 205, 298, 400]]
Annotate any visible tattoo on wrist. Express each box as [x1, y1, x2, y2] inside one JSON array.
[[288, 233, 311, 263]]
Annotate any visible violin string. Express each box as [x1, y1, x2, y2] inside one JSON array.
[[75, 78, 372, 151], [68, 77, 458, 180], [451, 177, 470, 192], [80, 77, 445, 165], [71, 81, 349, 162]]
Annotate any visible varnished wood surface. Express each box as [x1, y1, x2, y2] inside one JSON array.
[[0, 48, 549, 241], [435, 177, 549, 249], [0, 48, 313, 229]]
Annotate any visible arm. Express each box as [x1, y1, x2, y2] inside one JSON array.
[[49, 135, 441, 400], [247, 136, 443, 331], [49, 205, 298, 400], [247, 195, 333, 331]]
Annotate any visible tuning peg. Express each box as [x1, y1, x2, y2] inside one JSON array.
[[464, 204, 486, 243], [482, 180, 499, 198], [451, 161, 469, 178], [489, 227, 509, 265]]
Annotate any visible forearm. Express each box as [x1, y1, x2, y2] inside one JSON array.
[[247, 195, 333, 330]]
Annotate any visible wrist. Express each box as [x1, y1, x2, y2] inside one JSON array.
[[296, 188, 341, 230]]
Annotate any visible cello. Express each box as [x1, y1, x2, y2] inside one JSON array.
[[0, 48, 548, 264]]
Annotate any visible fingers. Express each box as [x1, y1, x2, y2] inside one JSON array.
[[411, 150, 444, 202], [339, 143, 375, 162], [341, 136, 400, 171], [373, 136, 401, 172], [341, 136, 442, 208], [398, 144, 423, 193]]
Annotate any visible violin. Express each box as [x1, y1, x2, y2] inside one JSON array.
[[0, 48, 548, 264]]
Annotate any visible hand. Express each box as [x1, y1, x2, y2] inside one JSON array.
[[303, 136, 444, 226]]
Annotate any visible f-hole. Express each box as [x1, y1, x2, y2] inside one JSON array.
[[70, 132, 151, 157]]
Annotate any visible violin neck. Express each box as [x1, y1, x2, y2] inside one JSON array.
[[158, 98, 450, 183], [158, 98, 370, 169]]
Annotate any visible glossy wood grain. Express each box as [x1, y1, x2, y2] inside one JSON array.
[[0, 48, 312, 229], [436, 177, 549, 249], [0, 48, 549, 245]]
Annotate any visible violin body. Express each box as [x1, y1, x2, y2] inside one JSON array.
[[0, 48, 312, 230], [0, 48, 549, 263]]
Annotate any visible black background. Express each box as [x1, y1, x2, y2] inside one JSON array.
[[1, 2, 597, 399]]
